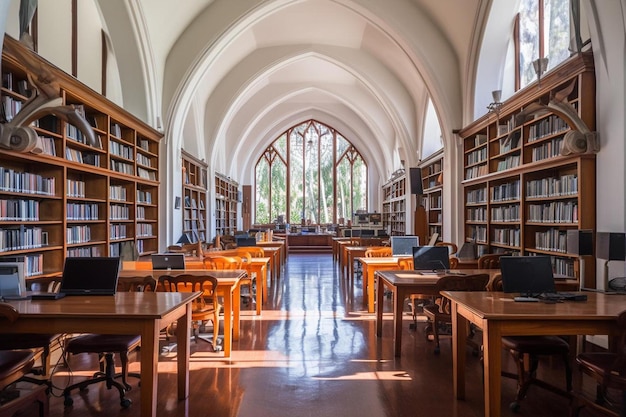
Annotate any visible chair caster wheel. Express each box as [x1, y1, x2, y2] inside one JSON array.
[[64, 395, 73, 407], [121, 398, 132, 408], [509, 401, 520, 412]]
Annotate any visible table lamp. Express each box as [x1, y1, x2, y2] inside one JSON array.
[[566, 230, 593, 290], [596, 232, 626, 291]]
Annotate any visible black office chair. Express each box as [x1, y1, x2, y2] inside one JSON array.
[[62, 276, 157, 409]]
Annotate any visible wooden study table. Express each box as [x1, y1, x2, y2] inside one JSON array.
[[375, 269, 500, 357], [443, 291, 626, 417], [120, 268, 246, 357], [257, 240, 286, 268], [342, 246, 367, 278], [332, 237, 352, 262], [260, 247, 281, 279], [3, 291, 199, 417], [358, 256, 410, 313]]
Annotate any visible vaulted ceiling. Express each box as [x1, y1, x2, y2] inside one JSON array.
[[99, 0, 490, 186]]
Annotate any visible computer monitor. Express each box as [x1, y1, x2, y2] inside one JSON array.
[[360, 229, 375, 237], [0, 261, 26, 298], [412, 246, 450, 271], [60, 257, 121, 295], [500, 256, 555, 295], [236, 236, 257, 247], [151, 253, 186, 270], [391, 236, 419, 256]]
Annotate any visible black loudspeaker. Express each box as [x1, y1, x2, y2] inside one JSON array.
[[596, 232, 626, 261], [566, 230, 593, 256], [409, 168, 423, 195]]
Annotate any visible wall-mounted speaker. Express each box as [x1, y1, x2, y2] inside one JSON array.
[[596, 232, 626, 261], [409, 168, 423, 195], [566, 229, 593, 256]]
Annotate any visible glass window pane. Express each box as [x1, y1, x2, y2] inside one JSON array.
[[289, 131, 304, 224], [270, 161, 287, 223], [519, 0, 540, 89], [320, 132, 334, 223], [352, 155, 367, 212], [544, 0, 571, 71], [336, 157, 352, 222], [255, 159, 270, 223], [303, 124, 319, 224]]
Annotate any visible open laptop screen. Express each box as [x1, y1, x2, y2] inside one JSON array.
[[60, 257, 121, 295], [151, 253, 186, 270], [0, 262, 25, 298], [391, 236, 419, 256], [500, 256, 555, 295], [412, 246, 450, 271]]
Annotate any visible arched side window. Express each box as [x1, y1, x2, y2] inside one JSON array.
[[516, 0, 571, 90], [255, 120, 367, 225]]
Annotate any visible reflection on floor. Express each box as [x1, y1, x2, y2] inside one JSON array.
[[43, 253, 601, 417]]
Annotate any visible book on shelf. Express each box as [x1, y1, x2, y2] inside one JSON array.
[[474, 134, 487, 147]]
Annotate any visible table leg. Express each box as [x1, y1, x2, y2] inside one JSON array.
[[393, 288, 405, 357], [482, 321, 503, 417], [223, 287, 232, 357], [140, 321, 160, 417], [376, 273, 384, 337], [451, 302, 467, 400], [367, 266, 375, 313], [233, 283, 241, 341]]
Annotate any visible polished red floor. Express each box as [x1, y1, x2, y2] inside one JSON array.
[[41, 254, 604, 416]]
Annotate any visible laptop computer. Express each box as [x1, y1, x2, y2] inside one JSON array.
[[236, 236, 257, 247], [412, 246, 450, 271], [151, 253, 186, 270], [31, 257, 122, 300], [0, 261, 27, 300], [390, 236, 419, 256]]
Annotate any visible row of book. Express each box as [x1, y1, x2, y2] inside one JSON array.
[[526, 174, 578, 198], [527, 201, 578, 223], [491, 204, 520, 222], [465, 164, 488, 180], [66, 179, 86, 198], [109, 224, 128, 240], [39, 136, 57, 156], [66, 124, 103, 149], [429, 195, 442, 209], [137, 167, 157, 180], [467, 147, 488, 165], [109, 185, 128, 201], [67, 225, 92, 244], [110, 204, 130, 220], [0, 199, 40, 221], [110, 140, 134, 160], [137, 190, 153, 204], [3, 96, 22, 122], [0, 226, 47, 252], [65, 148, 101, 166], [530, 137, 563, 162], [24, 254, 43, 277], [466, 187, 487, 204], [136, 154, 153, 167], [528, 115, 568, 142], [2, 72, 31, 96], [534, 228, 568, 253], [110, 160, 134, 175], [491, 180, 520, 202], [466, 207, 487, 222], [491, 228, 520, 247], [67, 246, 102, 258], [0, 167, 56, 195], [467, 225, 487, 243], [136, 223, 153, 237], [495, 154, 520, 171], [66, 203, 99, 221]]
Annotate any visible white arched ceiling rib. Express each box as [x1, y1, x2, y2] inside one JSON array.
[[162, 0, 461, 163], [96, 0, 158, 124]]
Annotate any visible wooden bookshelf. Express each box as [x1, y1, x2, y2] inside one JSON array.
[[0, 36, 161, 281], [215, 173, 238, 236], [420, 152, 443, 242], [382, 170, 407, 235], [182, 150, 208, 243], [459, 52, 596, 287]]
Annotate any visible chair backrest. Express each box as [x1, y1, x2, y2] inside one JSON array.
[[118, 276, 158, 292], [477, 253, 507, 269], [398, 258, 412, 270], [486, 273, 503, 292], [0, 302, 19, 323], [365, 247, 392, 257], [159, 274, 219, 317], [449, 256, 459, 269], [435, 274, 490, 314], [435, 241, 458, 256], [203, 255, 243, 270]]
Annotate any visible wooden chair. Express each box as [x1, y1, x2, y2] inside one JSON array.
[[364, 247, 392, 257], [62, 276, 157, 409], [0, 303, 49, 417], [159, 274, 221, 348], [203, 255, 243, 270], [486, 273, 572, 412], [422, 274, 490, 354], [570, 309, 626, 417], [478, 252, 508, 269], [435, 241, 458, 256]]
